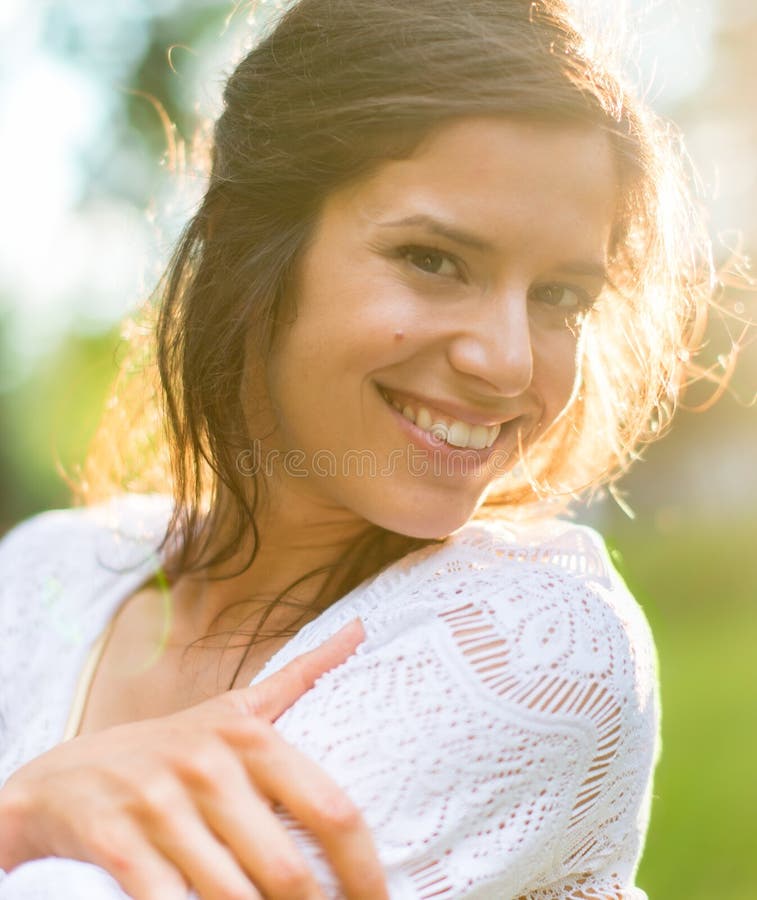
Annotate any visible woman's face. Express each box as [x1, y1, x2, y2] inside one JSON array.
[[248, 116, 617, 539]]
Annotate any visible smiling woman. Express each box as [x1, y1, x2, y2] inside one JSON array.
[[0, 1, 715, 899], [254, 118, 617, 538]]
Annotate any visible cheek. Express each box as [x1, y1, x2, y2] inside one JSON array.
[[535, 332, 580, 414]]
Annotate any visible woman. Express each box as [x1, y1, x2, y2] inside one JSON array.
[[0, 0, 713, 897]]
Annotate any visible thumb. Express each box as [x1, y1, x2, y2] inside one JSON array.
[[228, 617, 366, 721]]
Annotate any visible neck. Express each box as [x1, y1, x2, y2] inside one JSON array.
[[162, 479, 377, 641]]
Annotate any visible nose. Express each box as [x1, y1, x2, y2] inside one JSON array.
[[446, 288, 534, 397]]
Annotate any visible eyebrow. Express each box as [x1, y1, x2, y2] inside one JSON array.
[[377, 213, 608, 280], [554, 260, 609, 280], [378, 214, 495, 253]]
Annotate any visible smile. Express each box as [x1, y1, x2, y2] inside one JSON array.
[[378, 386, 502, 450]]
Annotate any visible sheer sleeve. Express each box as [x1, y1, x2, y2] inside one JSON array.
[[0, 515, 660, 899], [0, 861, 132, 900], [255, 521, 661, 898], [0, 496, 173, 898]]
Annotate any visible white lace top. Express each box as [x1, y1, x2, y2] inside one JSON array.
[[0, 493, 661, 899]]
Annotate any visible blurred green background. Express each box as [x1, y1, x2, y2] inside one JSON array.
[[0, 1, 755, 896]]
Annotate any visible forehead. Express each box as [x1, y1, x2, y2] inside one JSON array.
[[339, 116, 618, 263]]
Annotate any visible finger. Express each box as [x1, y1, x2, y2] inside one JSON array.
[[227, 618, 366, 721], [193, 761, 327, 900], [84, 823, 190, 900], [242, 738, 388, 900], [145, 799, 264, 900]]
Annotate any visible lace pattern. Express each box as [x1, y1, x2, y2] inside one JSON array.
[[0, 495, 660, 898]]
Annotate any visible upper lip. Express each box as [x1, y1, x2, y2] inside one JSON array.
[[377, 383, 519, 428]]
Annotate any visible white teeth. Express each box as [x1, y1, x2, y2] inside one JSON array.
[[416, 407, 433, 431], [446, 421, 471, 448], [382, 389, 503, 449], [469, 425, 490, 450]]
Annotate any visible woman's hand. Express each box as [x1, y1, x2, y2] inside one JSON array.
[[0, 619, 387, 900]]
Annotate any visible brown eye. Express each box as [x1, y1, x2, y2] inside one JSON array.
[[400, 245, 460, 278], [531, 283, 591, 310]]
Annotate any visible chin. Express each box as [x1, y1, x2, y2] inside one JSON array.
[[364, 495, 480, 541]]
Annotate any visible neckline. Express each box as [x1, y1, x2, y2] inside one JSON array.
[[58, 501, 427, 741], [60, 535, 418, 741], [59, 498, 533, 742], [60, 558, 167, 742], [58, 495, 178, 742]]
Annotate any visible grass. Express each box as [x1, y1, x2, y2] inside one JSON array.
[[605, 518, 757, 899]]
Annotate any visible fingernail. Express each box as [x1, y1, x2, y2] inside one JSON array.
[[335, 617, 364, 638]]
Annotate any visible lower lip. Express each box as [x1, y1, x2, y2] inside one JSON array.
[[376, 385, 516, 468]]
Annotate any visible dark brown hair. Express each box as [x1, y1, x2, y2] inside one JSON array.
[[80, 0, 714, 680]]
